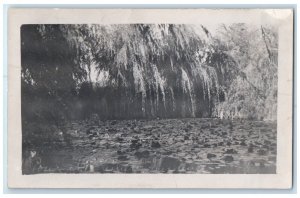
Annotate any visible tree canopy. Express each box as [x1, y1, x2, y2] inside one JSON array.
[[21, 24, 278, 123]]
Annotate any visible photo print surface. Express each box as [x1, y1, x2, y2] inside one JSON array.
[[21, 23, 278, 174]]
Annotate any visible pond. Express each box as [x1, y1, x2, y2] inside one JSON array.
[[23, 118, 277, 174]]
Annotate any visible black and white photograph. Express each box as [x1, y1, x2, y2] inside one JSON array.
[[20, 22, 279, 174], [8, 8, 293, 188]]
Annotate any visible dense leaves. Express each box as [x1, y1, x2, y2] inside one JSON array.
[[212, 24, 278, 120], [21, 24, 278, 139]]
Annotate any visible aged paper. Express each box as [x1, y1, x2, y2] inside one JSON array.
[[8, 8, 293, 188]]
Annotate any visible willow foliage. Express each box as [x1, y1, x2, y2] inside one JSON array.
[[21, 24, 277, 121]]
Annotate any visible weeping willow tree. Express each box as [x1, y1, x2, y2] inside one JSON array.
[[21, 23, 277, 122], [61, 24, 235, 119]]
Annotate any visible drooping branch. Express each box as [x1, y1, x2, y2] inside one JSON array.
[[261, 26, 272, 61]]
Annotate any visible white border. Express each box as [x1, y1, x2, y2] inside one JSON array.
[[7, 8, 293, 189]]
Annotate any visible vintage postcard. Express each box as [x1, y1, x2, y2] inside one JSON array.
[[7, 8, 293, 188]]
